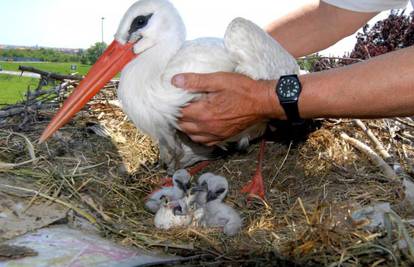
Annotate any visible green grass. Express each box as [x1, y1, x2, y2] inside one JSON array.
[[0, 61, 92, 106], [0, 61, 91, 76], [0, 74, 43, 105]]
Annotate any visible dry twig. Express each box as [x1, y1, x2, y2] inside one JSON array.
[[340, 132, 397, 180], [0, 130, 39, 169], [354, 119, 391, 159], [0, 183, 96, 224]]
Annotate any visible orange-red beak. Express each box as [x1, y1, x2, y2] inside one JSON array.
[[39, 40, 138, 143]]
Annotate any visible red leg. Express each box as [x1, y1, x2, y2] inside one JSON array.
[[187, 161, 210, 176], [148, 161, 210, 197], [146, 176, 172, 199], [241, 139, 266, 199], [160, 177, 173, 187]]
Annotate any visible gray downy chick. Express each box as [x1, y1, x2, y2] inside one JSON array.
[[154, 184, 204, 230], [195, 173, 228, 207], [154, 196, 193, 230], [145, 169, 191, 213], [195, 173, 242, 236]]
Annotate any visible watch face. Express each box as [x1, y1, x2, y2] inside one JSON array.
[[277, 76, 301, 101]]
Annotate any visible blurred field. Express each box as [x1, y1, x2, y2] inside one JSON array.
[[0, 74, 42, 105], [0, 61, 91, 105], [0, 61, 90, 76]]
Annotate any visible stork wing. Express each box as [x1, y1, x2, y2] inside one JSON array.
[[224, 17, 299, 79], [222, 17, 300, 148]]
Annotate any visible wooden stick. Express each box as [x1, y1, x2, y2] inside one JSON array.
[[354, 119, 391, 159], [18, 65, 82, 81], [396, 118, 414, 128], [0, 103, 59, 118], [340, 133, 397, 180]]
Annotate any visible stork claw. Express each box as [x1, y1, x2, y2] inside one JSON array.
[[240, 170, 265, 200], [240, 139, 266, 200]]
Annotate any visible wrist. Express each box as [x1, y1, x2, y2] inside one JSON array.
[[257, 80, 287, 120]]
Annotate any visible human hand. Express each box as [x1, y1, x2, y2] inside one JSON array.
[[172, 72, 284, 146]]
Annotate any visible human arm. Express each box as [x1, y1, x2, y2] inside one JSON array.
[[265, 0, 378, 57], [174, 45, 414, 145], [174, 1, 412, 145], [296, 46, 414, 120]]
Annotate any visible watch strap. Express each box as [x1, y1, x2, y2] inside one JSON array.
[[280, 101, 304, 126], [276, 75, 304, 125]]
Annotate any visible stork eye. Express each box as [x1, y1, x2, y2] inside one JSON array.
[[129, 14, 153, 34]]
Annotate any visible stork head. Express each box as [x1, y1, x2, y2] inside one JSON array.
[[39, 0, 185, 143], [172, 169, 191, 194], [116, 0, 185, 55], [197, 173, 229, 202]]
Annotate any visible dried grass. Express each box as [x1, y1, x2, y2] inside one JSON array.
[[1, 91, 414, 266]]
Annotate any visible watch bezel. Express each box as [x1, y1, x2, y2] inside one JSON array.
[[276, 74, 302, 103]]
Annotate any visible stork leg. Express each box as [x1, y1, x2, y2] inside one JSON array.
[[187, 161, 210, 176], [160, 177, 174, 187], [240, 139, 266, 199]]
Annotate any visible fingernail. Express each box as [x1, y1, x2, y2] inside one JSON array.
[[172, 75, 186, 88]]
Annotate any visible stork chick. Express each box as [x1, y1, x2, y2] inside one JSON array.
[[195, 173, 242, 236], [154, 197, 192, 230], [154, 184, 204, 229], [195, 173, 228, 207], [145, 169, 191, 213]]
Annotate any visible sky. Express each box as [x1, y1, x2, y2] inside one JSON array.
[[0, 0, 412, 56]]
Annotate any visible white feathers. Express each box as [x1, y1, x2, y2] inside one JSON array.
[[154, 196, 194, 230], [224, 17, 299, 80], [114, 0, 299, 173]]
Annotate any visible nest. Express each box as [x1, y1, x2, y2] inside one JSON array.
[[1, 87, 414, 266]]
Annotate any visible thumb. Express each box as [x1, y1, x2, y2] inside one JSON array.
[[172, 73, 220, 93]]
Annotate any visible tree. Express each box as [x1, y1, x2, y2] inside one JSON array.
[[305, 10, 414, 72], [350, 10, 414, 59], [85, 42, 107, 65]]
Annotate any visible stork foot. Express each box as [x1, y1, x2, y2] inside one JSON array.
[[240, 139, 266, 200], [240, 170, 265, 199]]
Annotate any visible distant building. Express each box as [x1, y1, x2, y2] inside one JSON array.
[[0, 44, 83, 55], [0, 56, 42, 62]]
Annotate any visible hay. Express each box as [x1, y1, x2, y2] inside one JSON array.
[[1, 89, 414, 266]]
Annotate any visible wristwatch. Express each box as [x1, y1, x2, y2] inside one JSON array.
[[276, 74, 304, 125]]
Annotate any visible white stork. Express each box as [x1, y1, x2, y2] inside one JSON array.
[[39, 0, 299, 198]]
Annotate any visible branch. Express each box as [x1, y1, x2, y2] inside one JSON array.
[[18, 65, 82, 81], [0, 103, 59, 118], [318, 56, 364, 62], [354, 119, 391, 159], [396, 118, 414, 128], [341, 133, 397, 180]]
